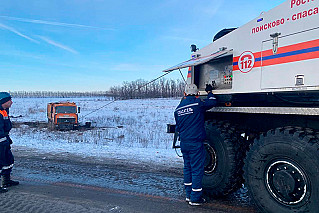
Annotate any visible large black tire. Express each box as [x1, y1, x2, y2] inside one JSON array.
[[244, 127, 319, 213], [203, 120, 247, 197]]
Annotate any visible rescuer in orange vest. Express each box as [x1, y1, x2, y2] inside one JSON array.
[[0, 92, 19, 193]]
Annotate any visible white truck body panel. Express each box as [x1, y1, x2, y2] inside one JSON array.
[[166, 0, 319, 95]]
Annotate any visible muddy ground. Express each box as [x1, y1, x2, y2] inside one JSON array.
[[0, 145, 258, 213], [2, 121, 258, 212]]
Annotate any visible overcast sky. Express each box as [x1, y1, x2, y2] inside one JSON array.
[[0, 0, 286, 92]]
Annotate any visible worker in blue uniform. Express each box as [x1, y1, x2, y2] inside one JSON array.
[[174, 84, 216, 205], [0, 92, 19, 193]]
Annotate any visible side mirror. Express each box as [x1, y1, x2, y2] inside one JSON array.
[[78, 107, 81, 113]]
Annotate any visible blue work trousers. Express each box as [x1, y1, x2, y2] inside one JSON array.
[[0, 141, 14, 175], [181, 140, 205, 202]]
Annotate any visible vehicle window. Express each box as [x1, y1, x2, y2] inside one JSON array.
[[56, 106, 76, 113]]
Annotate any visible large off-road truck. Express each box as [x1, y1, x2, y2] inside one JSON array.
[[165, 0, 319, 212], [47, 102, 80, 130]]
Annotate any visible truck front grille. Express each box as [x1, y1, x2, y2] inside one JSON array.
[[57, 118, 76, 124]]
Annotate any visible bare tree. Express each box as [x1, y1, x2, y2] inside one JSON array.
[[108, 78, 185, 99]]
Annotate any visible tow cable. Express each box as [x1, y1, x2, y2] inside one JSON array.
[[81, 68, 186, 158], [81, 68, 186, 118]]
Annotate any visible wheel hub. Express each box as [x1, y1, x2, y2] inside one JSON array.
[[204, 143, 217, 174], [266, 160, 308, 205]]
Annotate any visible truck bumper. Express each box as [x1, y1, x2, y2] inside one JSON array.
[[57, 124, 76, 130]]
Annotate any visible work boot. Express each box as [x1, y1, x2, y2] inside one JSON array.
[[0, 187, 8, 193], [189, 197, 207, 206], [2, 174, 19, 187]]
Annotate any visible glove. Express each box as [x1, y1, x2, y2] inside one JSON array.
[[205, 84, 213, 93]]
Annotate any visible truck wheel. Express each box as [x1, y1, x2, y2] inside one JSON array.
[[203, 120, 247, 197], [48, 120, 55, 130], [244, 127, 319, 213]]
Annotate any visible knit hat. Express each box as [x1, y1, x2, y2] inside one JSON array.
[[0, 92, 12, 105]]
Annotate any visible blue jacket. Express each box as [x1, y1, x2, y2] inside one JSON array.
[[0, 106, 12, 143], [174, 93, 217, 142]]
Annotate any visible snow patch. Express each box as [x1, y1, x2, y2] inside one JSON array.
[[10, 97, 183, 167]]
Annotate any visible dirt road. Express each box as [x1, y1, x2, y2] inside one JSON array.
[[0, 147, 257, 213]]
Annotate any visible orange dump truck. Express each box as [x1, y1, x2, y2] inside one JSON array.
[[47, 102, 80, 130]]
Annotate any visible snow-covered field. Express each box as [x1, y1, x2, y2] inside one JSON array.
[[9, 97, 183, 167]]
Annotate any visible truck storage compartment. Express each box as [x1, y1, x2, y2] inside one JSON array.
[[261, 28, 319, 90], [194, 55, 233, 91]]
